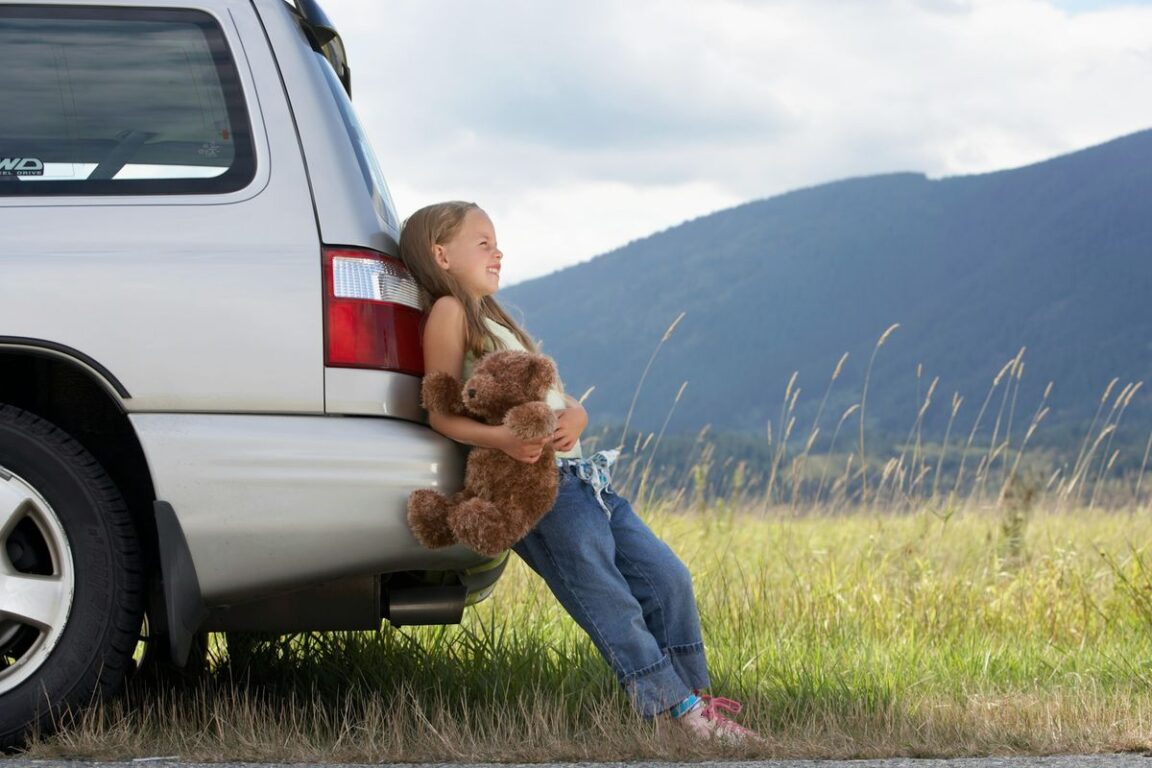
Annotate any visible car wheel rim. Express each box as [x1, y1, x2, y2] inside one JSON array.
[[0, 467, 75, 695]]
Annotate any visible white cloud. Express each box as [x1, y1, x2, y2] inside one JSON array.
[[320, 0, 1152, 283]]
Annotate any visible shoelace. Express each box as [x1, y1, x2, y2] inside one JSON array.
[[698, 695, 743, 721], [691, 693, 764, 743]]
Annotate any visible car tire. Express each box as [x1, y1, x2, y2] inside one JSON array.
[[0, 404, 143, 750]]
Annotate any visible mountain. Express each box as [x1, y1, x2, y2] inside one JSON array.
[[502, 130, 1152, 451]]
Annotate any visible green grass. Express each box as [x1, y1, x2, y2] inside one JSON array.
[[21, 323, 1152, 759], [24, 502, 1152, 761]]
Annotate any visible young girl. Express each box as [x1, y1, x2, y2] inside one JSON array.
[[398, 201, 760, 743]]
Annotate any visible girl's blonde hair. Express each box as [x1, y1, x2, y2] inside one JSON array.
[[398, 201, 537, 359]]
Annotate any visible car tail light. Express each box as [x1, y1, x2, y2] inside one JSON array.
[[323, 247, 424, 374]]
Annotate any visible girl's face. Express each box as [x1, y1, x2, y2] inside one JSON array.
[[435, 209, 502, 298]]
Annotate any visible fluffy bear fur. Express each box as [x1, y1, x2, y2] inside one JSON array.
[[407, 349, 560, 557]]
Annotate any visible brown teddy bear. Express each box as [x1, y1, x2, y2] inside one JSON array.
[[407, 349, 560, 557]]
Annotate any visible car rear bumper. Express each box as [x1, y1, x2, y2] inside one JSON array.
[[130, 412, 477, 604]]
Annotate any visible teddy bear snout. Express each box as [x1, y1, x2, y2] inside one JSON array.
[[467, 388, 477, 399]]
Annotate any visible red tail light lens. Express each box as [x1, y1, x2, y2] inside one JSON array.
[[323, 247, 424, 374]]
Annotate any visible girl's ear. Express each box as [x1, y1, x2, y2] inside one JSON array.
[[432, 244, 451, 271]]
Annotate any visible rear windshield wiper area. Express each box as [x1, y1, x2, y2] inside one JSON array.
[[288, 0, 351, 96]]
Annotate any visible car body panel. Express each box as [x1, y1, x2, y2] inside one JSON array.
[[323, 368, 426, 419], [131, 411, 472, 603]]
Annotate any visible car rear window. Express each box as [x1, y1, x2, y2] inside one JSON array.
[[0, 6, 255, 196], [312, 52, 400, 234]]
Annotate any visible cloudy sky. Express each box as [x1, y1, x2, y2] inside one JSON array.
[[320, 0, 1152, 285]]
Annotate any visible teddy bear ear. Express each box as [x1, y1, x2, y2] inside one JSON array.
[[527, 354, 558, 392], [421, 371, 465, 415]]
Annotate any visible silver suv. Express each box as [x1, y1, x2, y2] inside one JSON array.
[[0, 0, 495, 747]]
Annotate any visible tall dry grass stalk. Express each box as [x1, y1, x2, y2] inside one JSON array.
[[634, 380, 689, 508], [575, 309, 1149, 517], [600, 329, 1148, 515], [617, 311, 685, 449], [857, 323, 900, 506]]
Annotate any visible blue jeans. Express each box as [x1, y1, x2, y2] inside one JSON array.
[[512, 466, 711, 717]]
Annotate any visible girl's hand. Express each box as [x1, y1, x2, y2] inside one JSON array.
[[553, 399, 588, 453], [495, 425, 550, 463]]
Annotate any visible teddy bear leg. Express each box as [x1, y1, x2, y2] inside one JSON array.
[[449, 497, 528, 557], [407, 489, 460, 549]]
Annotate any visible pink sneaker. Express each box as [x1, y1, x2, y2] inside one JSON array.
[[677, 694, 763, 744]]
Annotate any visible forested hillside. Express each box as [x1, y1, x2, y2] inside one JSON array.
[[503, 129, 1152, 459]]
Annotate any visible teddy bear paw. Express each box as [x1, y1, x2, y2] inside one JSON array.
[[504, 401, 557, 441], [407, 489, 458, 549]]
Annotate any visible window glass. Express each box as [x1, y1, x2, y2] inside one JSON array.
[[0, 7, 255, 196], [313, 52, 400, 233]]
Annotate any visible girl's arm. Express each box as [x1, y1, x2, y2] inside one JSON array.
[[423, 296, 548, 463], [553, 393, 588, 453]]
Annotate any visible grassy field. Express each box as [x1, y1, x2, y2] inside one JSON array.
[[23, 499, 1152, 761]]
